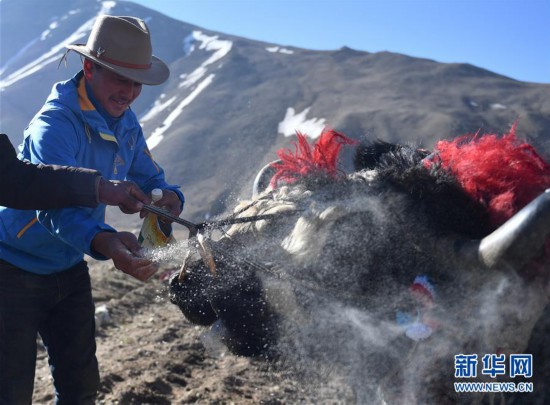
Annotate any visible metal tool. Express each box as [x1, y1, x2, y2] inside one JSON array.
[[142, 204, 299, 236]]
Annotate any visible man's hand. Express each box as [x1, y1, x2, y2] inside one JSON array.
[[140, 189, 183, 219], [91, 231, 158, 281], [98, 178, 151, 214]]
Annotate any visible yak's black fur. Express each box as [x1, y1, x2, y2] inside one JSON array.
[[355, 140, 491, 238], [171, 142, 493, 353]]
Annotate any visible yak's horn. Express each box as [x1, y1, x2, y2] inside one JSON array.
[[477, 189, 550, 270], [252, 160, 280, 198]]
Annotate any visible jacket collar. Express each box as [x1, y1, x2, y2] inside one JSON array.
[[77, 74, 95, 112], [47, 71, 138, 146]]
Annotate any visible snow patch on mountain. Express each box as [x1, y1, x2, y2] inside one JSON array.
[[147, 74, 215, 150], [0, 1, 115, 90], [140, 94, 177, 123], [266, 46, 294, 55], [179, 31, 232, 89], [144, 31, 233, 149], [278, 107, 326, 139]]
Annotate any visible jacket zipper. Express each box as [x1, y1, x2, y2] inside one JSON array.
[[17, 217, 38, 239]]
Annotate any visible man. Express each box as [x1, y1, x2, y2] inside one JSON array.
[[0, 132, 151, 211], [0, 15, 184, 403]]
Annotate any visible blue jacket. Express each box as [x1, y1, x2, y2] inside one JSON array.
[[0, 71, 184, 274]]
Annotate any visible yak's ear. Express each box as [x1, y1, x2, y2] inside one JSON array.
[[252, 160, 279, 198]]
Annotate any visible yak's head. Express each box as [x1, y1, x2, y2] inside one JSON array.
[[170, 128, 550, 403]]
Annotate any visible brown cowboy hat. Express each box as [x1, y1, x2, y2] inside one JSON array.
[[66, 15, 169, 85]]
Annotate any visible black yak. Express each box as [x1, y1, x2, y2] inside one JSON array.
[[169, 127, 550, 403]]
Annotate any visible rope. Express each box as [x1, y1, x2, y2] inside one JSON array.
[[142, 200, 300, 236]]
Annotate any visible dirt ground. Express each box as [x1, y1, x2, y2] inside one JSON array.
[[27, 239, 549, 404], [31, 256, 354, 404]]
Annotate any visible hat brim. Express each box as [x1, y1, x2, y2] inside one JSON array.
[[66, 44, 170, 86]]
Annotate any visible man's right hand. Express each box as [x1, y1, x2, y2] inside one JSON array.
[[98, 178, 151, 214], [91, 231, 158, 281]]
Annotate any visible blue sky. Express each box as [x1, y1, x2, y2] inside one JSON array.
[[129, 0, 549, 84]]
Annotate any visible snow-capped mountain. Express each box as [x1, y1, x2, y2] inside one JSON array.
[[1, 0, 550, 228]]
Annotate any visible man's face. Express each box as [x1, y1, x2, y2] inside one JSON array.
[[85, 61, 143, 117]]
